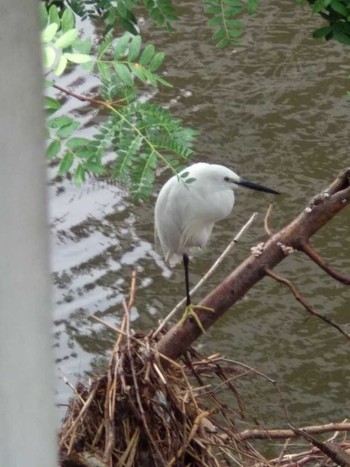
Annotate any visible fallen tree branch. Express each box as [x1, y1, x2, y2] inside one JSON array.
[[238, 422, 350, 441], [289, 424, 350, 467], [157, 168, 350, 361], [265, 268, 350, 341]]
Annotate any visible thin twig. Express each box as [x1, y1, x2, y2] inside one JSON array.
[[153, 213, 257, 337], [124, 299, 167, 466], [58, 368, 85, 404], [128, 269, 137, 309], [53, 83, 126, 107], [211, 356, 291, 422], [59, 384, 98, 447], [91, 314, 184, 371], [264, 204, 274, 237], [299, 240, 350, 285], [265, 268, 350, 340], [265, 268, 350, 341]]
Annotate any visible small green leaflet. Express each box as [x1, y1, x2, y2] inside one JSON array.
[[55, 29, 78, 49]]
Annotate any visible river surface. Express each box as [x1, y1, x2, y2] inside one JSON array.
[[51, 0, 350, 436]]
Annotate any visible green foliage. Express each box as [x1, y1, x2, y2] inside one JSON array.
[[109, 103, 197, 199], [42, 2, 196, 200], [66, 0, 177, 33], [304, 0, 350, 45], [41, 4, 92, 75], [203, 0, 253, 47]]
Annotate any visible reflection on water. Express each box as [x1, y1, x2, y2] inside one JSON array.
[[52, 2, 350, 426]]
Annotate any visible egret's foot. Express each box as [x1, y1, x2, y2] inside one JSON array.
[[177, 304, 214, 334]]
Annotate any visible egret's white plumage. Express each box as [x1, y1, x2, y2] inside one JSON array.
[[154, 162, 279, 331], [154, 163, 244, 266]]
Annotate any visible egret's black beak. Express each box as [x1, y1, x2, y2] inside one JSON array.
[[236, 178, 280, 195]]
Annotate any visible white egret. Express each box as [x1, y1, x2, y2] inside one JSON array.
[[154, 162, 279, 332]]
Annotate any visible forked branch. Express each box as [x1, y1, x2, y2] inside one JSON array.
[[265, 268, 350, 341]]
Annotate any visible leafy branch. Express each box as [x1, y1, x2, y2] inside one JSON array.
[[306, 0, 350, 45], [203, 0, 259, 47], [67, 0, 177, 33], [42, 3, 197, 200]]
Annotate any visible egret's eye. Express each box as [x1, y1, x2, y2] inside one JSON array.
[[224, 176, 230, 182]]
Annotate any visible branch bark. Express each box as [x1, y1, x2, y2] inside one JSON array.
[[157, 168, 350, 361], [238, 422, 350, 441]]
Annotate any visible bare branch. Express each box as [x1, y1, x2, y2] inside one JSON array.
[[299, 240, 350, 285], [238, 421, 350, 441], [265, 268, 350, 341], [289, 424, 350, 466]]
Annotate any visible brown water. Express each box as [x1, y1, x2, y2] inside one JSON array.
[[52, 1, 350, 431]]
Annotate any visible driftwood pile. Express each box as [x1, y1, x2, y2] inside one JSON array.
[[59, 315, 350, 466]]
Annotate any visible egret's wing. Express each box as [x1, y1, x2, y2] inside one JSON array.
[[154, 226, 162, 255]]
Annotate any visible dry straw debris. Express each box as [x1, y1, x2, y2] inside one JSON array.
[[58, 309, 350, 466]]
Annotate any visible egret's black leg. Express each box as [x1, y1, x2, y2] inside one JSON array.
[[178, 252, 213, 333], [183, 253, 191, 307]]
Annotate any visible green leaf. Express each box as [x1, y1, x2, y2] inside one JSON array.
[[46, 139, 61, 159], [312, 26, 333, 38], [74, 164, 86, 186], [48, 116, 75, 129], [97, 62, 112, 80], [131, 151, 157, 201], [44, 96, 61, 111], [61, 8, 75, 32], [247, 0, 259, 14], [155, 75, 173, 87], [129, 63, 147, 82], [42, 23, 59, 43], [205, 6, 222, 14], [216, 38, 230, 48], [48, 5, 60, 26], [149, 52, 165, 71], [66, 137, 92, 149], [97, 33, 113, 58], [59, 152, 74, 175], [75, 148, 97, 159], [55, 29, 79, 49], [54, 55, 68, 76], [120, 18, 139, 35], [128, 35, 142, 61], [208, 16, 223, 27], [140, 44, 155, 65], [333, 30, 350, 44], [83, 160, 105, 174], [73, 38, 92, 55], [114, 62, 134, 86], [213, 29, 227, 41], [330, 0, 348, 16], [64, 53, 93, 64], [42, 46, 56, 68], [57, 121, 80, 138], [143, 69, 157, 86], [114, 33, 131, 59]]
